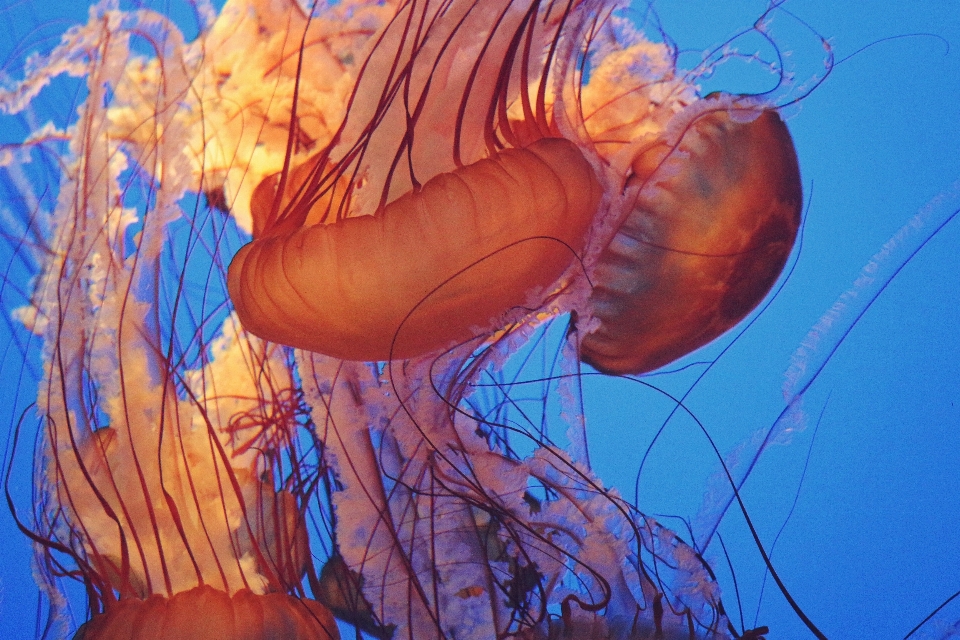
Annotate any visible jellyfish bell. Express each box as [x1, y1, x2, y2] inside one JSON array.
[[73, 586, 337, 640], [228, 138, 602, 360], [579, 96, 803, 375]]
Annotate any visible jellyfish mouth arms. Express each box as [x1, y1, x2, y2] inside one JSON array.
[[227, 138, 602, 361], [580, 103, 803, 375]]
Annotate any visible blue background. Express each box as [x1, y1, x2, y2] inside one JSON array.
[[0, 1, 958, 638]]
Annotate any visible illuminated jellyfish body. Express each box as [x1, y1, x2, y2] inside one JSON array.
[[227, 2, 801, 371], [3, 0, 957, 639], [579, 105, 801, 375]]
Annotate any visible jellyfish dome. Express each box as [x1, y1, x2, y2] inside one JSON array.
[[580, 101, 802, 375]]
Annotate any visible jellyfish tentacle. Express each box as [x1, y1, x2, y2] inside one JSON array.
[[228, 137, 602, 361], [580, 97, 803, 375]]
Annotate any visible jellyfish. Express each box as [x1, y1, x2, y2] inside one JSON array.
[[224, 2, 801, 373], [1, 1, 958, 640]]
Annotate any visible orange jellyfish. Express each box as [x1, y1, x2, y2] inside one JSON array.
[[579, 101, 802, 375], [218, 0, 801, 638], [225, 6, 801, 380]]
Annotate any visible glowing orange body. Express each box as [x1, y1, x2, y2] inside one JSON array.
[[228, 138, 602, 360], [580, 104, 803, 375], [73, 586, 338, 640]]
